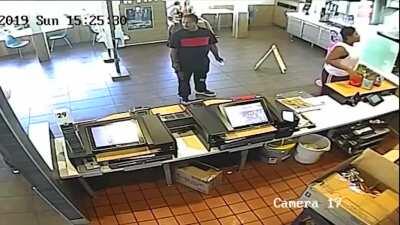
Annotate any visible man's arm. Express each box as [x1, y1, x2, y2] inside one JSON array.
[[210, 44, 223, 62], [169, 31, 181, 71], [170, 48, 181, 71]]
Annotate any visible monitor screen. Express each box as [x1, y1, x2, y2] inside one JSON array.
[[224, 102, 269, 128], [90, 120, 140, 148]]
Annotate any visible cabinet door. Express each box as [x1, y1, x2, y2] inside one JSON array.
[[273, 6, 289, 28], [318, 28, 332, 50], [302, 22, 320, 44], [249, 5, 274, 27], [287, 17, 303, 37]]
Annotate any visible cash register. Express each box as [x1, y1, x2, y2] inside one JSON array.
[[148, 96, 299, 151], [61, 96, 301, 171], [188, 96, 282, 150], [61, 110, 177, 170]]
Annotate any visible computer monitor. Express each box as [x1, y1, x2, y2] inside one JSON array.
[[88, 119, 144, 151], [220, 100, 271, 130]]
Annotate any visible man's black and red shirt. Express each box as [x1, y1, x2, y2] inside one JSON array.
[[169, 27, 218, 72]]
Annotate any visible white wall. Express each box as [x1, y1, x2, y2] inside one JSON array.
[[0, 1, 102, 17], [383, 9, 399, 29], [166, 0, 276, 14]]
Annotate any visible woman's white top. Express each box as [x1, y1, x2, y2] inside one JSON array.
[[324, 42, 360, 77]]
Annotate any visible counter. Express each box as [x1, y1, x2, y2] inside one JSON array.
[[287, 12, 341, 32], [286, 12, 392, 33], [286, 12, 391, 47], [29, 92, 399, 197], [292, 94, 399, 137]]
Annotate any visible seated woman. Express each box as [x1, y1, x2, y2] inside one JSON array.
[[321, 26, 361, 94]]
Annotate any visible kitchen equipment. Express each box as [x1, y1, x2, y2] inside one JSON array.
[[361, 74, 376, 90], [374, 75, 384, 86], [349, 72, 363, 87]]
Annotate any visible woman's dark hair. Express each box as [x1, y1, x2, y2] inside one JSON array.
[[340, 26, 356, 42], [173, 1, 180, 6], [182, 13, 198, 23]]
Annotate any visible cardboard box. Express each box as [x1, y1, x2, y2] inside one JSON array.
[[300, 149, 399, 225], [174, 161, 223, 194]]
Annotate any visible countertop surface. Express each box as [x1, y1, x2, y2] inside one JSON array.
[[287, 12, 342, 31], [286, 12, 387, 34]]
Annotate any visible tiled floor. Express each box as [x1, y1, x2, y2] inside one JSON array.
[[83, 151, 346, 225], [80, 147, 398, 225]]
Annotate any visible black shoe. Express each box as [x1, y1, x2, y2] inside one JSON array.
[[180, 97, 194, 105], [195, 90, 216, 97]]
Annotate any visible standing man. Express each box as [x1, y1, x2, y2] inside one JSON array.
[[167, 1, 182, 22], [169, 13, 224, 104]]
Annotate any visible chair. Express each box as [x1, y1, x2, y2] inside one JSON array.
[[47, 28, 72, 52], [96, 27, 129, 49], [4, 35, 29, 59]]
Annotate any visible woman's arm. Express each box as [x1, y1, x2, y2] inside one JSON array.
[[325, 46, 354, 73]]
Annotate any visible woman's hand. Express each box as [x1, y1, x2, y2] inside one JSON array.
[[346, 68, 357, 76]]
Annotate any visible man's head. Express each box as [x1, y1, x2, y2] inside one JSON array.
[[182, 13, 198, 31], [340, 26, 360, 44]]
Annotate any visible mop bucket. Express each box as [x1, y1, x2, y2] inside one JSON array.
[[295, 134, 331, 164]]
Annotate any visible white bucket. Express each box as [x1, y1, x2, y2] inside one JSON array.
[[295, 134, 331, 164]]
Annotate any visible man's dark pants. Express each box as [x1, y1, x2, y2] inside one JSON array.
[[176, 70, 208, 98]]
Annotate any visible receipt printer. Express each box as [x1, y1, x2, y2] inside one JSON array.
[[274, 110, 300, 139]]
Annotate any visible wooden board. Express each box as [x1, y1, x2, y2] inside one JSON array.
[[151, 104, 186, 115], [97, 112, 131, 121], [224, 125, 277, 140], [326, 80, 397, 97], [203, 99, 232, 106], [95, 146, 159, 162]]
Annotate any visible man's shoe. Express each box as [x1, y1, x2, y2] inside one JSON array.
[[180, 97, 194, 105], [195, 90, 216, 97], [12, 168, 20, 174]]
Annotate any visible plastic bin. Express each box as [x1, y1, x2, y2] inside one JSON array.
[[295, 134, 331, 164], [261, 139, 296, 164]]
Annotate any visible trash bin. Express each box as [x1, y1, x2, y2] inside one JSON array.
[[295, 134, 331, 164]]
